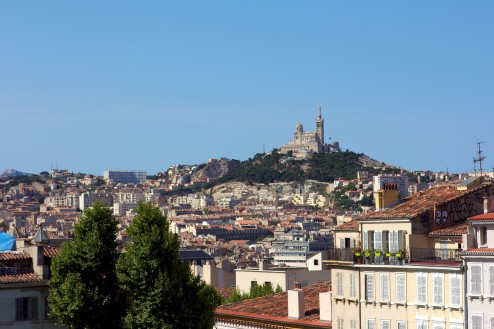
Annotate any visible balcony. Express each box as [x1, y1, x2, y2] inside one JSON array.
[[325, 248, 462, 266]]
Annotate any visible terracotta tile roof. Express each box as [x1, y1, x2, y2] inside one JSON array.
[[359, 184, 488, 220], [0, 251, 31, 260], [334, 219, 359, 231], [428, 222, 468, 237], [43, 246, 60, 258], [216, 281, 331, 327], [468, 213, 494, 221], [0, 272, 44, 284], [462, 248, 494, 255]]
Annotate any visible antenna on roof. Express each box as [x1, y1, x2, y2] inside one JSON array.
[[473, 140, 486, 177]]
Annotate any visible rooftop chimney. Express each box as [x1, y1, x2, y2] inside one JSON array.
[[319, 291, 332, 322], [288, 285, 305, 319], [484, 197, 490, 214]]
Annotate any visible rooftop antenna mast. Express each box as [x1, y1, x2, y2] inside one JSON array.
[[473, 140, 486, 176]]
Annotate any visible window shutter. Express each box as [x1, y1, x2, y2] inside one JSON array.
[[350, 238, 355, 248], [398, 230, 406, 250], [374, 231, 382, 250], [366, 274, 374, 301], [472, 315, 482, 329], [364, 232, 369, 250], [340, 238, 345, 248], [351, 320, 356, 329], [450, 275, 461, 306], [490, 267, 494, 295], [397, 322, 406, 329], [381, 320, 390, 329], [396, 274, 406, 302], [350, 273, 356, 298], [490, 316, 494, 329], [471, 266, 482, 294], [433, 274, 443, 305], [417, 273, 427, 303], [30, 297, 38, 320], [381, 274, 389, 301], [368, 319, 375, 329], [337, 272, 343, 296]]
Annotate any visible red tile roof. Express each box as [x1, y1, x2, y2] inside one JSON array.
[[428, 222, 468, 237], [216, 281, 331, 328], [334, 219, 359, 231], [468, 213, 494, 221], [43, 246, 60, 258], [0, 273, 44, 284], [359, 184, 489, 220], [462, 248, 494, 255], [0, 251, 31, 260]]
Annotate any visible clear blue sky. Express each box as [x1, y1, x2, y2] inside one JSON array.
[[1, 1, 493, 176]]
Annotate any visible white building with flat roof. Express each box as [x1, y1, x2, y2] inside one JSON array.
[[103, 170, 147, 184]]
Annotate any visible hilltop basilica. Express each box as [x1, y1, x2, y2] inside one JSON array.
[[280, 107, 340, 155]]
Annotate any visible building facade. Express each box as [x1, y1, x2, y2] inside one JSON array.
[[103, 170, 147, 184]]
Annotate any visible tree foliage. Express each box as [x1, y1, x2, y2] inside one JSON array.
[[117, 202, 221, 329], [224, 282, 283, 304], [49, 202, 121, 329]]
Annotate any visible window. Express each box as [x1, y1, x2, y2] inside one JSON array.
[[314, 259, 319, 266], [490, 266, 494, 295], [432, 273, 444, 305], [416, 320, 428, 329], [432, 322, 444, 329], [471, 265, 482, 295], [15, 297, 38, 321], [338, 318, 344, 329], [381, 320, 390, 329], [380, 274, 390, 301], [481, 227, 488, 245], [374, 231, 383, 250], [349, 273, 356, 298], [416, 273, 427, 304], [250, 281, 258, 289], [350, 319, 357, 329], [365, 273, 374, 301], [449, 274, 461, 307], [472, 315, 483, 329], [397, 321, 407, 329], [363, 231, 374, 250], [367, 319, 376, 329], [389, 230, 406, 252], [490, 316, 494, 329], [396, 273, 406, 303], [336, 272, 344, 296]]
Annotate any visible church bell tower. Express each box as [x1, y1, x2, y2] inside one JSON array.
[[316, 106, 324, 144]]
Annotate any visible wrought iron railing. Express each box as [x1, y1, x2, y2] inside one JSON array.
[[409, 248, 461, 264]]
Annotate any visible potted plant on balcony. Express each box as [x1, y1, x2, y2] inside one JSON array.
[[363, 249, 373, 264], [384, 250, 391, 265], [352, 246, 363, 264], [396, 248, 407, 265]]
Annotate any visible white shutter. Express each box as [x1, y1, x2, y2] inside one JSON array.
[[381, 274, 389, 301], [350, 238, 355, 248], [337, 272, 343, 296], [396, 274, 406, 302], [351, 320, 356, 329], [340, 238, 345, 248], [368, 319, 376, 329], [381, 320, 390, 329], [490, 316, 494, 329], [366, 274, 374, 301], [490, 266, 494, 295], [450, 275, 461, 307], [338, 318, 344, 329], [397, 321, 407, 329], [471, 266, 482, 294], [417, 273, 427, 304], [350, 273, 356, 298], [433, 274, 443, 305], [374, 231, 382, 250], [364, 232, 369, 250], [472, 315, 482, 329]]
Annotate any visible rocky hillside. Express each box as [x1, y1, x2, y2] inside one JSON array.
[[191, 159, 241, 181]]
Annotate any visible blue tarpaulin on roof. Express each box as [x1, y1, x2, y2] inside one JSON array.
[[0, 232, 15, 251]]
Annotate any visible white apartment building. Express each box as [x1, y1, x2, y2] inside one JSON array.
[[103, 170, 147, 184], [373, 174, 409, 197]]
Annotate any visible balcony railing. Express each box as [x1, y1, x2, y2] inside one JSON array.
[[326, 248, 462, 265], [409, 248, 461, 264]]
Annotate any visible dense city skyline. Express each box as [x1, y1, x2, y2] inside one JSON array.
[[1, 2, 493, 175]]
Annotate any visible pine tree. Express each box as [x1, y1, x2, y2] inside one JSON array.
[[117, 202, 221, 329], [48, 202, 121, 329]]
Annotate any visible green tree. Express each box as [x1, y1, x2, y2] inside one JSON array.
[[117, 202, 221, 329], [48, 202, 121, 329]]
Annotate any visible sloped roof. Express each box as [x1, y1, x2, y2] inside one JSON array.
[[428, 221, 468, 237], [0, 272, 43, 284], [333, 219, 359, 231], [359, 183, 489, 220], [0, 251, 30, 260], [216, 281, 332, 328], [468, 212, 494, 221]]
